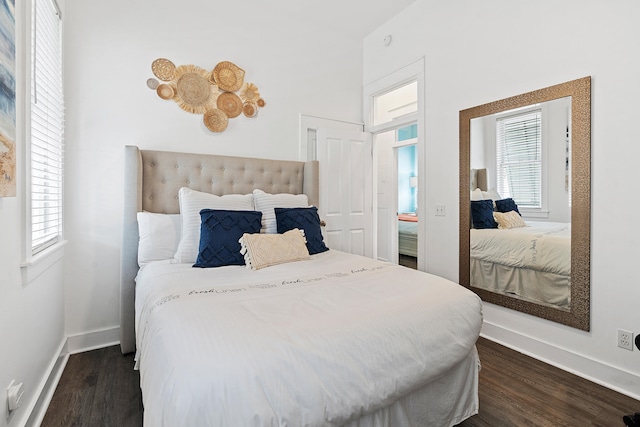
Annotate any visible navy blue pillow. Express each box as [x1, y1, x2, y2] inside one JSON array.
[[275, 207, 329, 255], [495, 198, 521, 216], [193, 209, 262, 268], [471, 200, 497, 229]]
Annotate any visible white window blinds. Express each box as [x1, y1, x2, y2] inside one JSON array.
[[496, 111, 541, 208], [31, 0, 64, 254]]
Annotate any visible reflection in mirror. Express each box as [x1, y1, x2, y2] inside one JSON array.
[[459, 77, 591, 331], [470, 97, 571, 310]]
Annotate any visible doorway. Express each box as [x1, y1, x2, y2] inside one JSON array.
[[375, 124, 418, 268], [365, 59, 423, 269], [397, 126, 418, 269]]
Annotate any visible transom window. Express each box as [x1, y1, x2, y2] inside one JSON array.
[[373, 81, 417, 127]]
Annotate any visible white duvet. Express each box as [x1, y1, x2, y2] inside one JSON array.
[[470, 221, 571, 275], [135, 250, 482, 426]]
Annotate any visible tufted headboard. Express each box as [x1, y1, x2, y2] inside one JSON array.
[[119, 145, 319, 354]]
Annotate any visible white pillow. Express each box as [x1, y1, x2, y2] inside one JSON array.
[[252, 189, 308, 234], [470, 188, 483, 201], [174, 187, 254, 263], [482, 188, 502, 202], [137, 212, 181, 266]]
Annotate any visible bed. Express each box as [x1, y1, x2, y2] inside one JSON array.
[[120, 146, 483, 426], [469, 168, 571, 309], [398, 213, 418, 257], [470, 222, 571, 309]]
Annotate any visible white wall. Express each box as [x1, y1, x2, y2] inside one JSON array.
[[364, 0, 640, 397], [544, 97, 571, 223], [0, 2, 66, 426], [62, 0, 364, 337]]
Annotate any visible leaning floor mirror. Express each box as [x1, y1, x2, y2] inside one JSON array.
[[459, 77, 591, 331]]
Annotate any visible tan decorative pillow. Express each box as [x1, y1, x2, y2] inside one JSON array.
[[239, 229, 310, 270], [494, 210, 526, 229]]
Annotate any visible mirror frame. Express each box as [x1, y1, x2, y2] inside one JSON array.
[[459, 77, 591, 331]]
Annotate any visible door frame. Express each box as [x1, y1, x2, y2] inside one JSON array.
[[363, 58, 426, 270]]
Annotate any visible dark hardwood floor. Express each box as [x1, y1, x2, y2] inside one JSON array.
[[41, 346, 142, 427], [41, 338, 638, 427], [399, 254, 417, 269], [458, 339, 639, 427]]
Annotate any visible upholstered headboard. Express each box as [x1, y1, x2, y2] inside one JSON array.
[[470, 168, 488, 192], [119, 145, 320, 354]]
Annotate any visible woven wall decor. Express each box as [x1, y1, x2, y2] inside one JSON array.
[[156, 83, 176, 100], [147, 58, 265, 133], [217, 92, 243, 118], [203, 108, 229, 132], [212, 61, 245, 92], [152, 58, 177, 81]]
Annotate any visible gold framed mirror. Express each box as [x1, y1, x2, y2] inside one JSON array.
[[459, 77, 591, 331]]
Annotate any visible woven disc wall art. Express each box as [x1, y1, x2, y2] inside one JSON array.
[[156, 83, 175, 100], [242, 101, 258, 118], [217, 92, 243, 118], [174, 65, 219, 114], [146, 78, 160, 90], [147, 58, 265, 133], [240, 83, 260, 103], [151, 58, 177, 81], [203, 108, 229, 132], [212, 61, 245, 92]]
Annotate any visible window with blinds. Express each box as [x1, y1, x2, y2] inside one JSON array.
[[31, 0, 64, 254], [496, 110, 541, 208]]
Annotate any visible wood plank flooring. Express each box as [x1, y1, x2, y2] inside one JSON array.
[[41, 346, 142, 427], [458, 339, 639, 427], [399, 254, 417, 269], [41, 337, 638, 427]]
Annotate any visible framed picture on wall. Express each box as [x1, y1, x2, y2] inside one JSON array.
[[0, 0, 16, 198]]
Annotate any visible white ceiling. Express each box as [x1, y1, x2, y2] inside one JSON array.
[[267, 0, 417, 39]]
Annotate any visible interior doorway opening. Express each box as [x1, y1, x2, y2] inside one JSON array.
[[374, 123, 418, 269]]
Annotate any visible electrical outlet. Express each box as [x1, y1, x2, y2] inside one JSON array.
[[618, 329, 634, 351], [6, 380, 24, 412]]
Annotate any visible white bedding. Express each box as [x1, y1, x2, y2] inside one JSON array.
[[470, 221, 570, 275], [135, 250, 482, 426]]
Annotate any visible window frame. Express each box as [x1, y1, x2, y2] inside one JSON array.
[[496, 109, 542, 208], [21, 0, 66, 281], [491, 104, 549, 218]]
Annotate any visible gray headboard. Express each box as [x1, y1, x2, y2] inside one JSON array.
[[119, 145, 319, 354], [470, 168, 488, 192]]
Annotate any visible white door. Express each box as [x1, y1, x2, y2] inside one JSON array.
[[317, 128, 373, 258]]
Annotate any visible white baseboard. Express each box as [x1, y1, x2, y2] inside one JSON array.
[[21, 339, 68, 427], [481, 320, 640, 401], [24, 327, 121, 426], [66, 327, 120, 354]]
